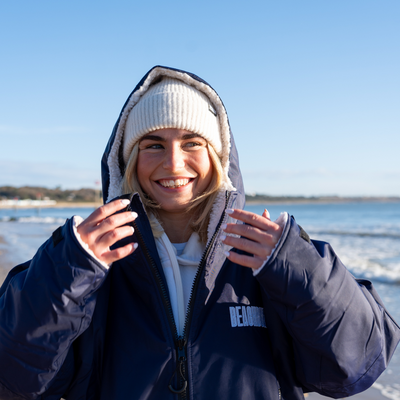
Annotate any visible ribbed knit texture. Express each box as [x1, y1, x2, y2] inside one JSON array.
[[123, 77, 221, 163]]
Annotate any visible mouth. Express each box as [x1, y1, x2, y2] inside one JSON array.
[[157, 178, 193, 189]]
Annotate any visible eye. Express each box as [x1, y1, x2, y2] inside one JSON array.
[[144, 143, 164, 150], [184, 141, 202, 148]]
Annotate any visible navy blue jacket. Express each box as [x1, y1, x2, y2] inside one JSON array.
[[1, 66, 399, 400]]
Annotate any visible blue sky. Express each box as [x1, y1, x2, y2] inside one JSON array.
[[1, 0, 399, 196]]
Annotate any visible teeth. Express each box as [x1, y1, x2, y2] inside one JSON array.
[[159, 179, 190, 188]]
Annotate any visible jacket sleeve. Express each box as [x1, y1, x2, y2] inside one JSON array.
[[256, 216, 400, 399], [0, 218, 109, 400]]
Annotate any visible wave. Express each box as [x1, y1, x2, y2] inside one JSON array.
[[352, 270, 400, 285], [343, 257, 400, 284], [309, 230, 400, 239], [373, 383, 400, 400], [0, 216, 67, 224]]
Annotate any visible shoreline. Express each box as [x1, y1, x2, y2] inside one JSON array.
[[306, 384, 395, 400], [0, 234, 14, 285]]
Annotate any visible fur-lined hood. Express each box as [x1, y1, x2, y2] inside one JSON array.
[[100, 66, 245, 239]]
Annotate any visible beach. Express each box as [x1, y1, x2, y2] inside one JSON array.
[[305, 385, 397, 400], [0, 202, 399, 399], [0, 234, 13, 284]]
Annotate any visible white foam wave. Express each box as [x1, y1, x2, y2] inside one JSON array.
[[340, 254, 400, 284], [373, 383, 400, 400], [348, 262, 400, 284], [309, 229, 400, 239], [311, 233, 400, 284], [2, 216, 67, 224]]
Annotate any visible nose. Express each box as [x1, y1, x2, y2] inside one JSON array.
[[163, 144, 185, 171]]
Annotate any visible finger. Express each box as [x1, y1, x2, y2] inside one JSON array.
[[262, 209, 271, 220], [221, 234, 273, 260], [95, 210, 137, 236], [98, 225, 136, 249], [221, 223, 276, 246], [101, 242, 138, 264], [84, 199, 132, 226], [225, 209, 277, 232], [224, 250, 264, 269]]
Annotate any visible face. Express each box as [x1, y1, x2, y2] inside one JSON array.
[[137, 128, 213, 216]]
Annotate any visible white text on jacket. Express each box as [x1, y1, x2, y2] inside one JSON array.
[[229, 306, 267, 328]]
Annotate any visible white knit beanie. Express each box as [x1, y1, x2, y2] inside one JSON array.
[[122, 77, 222, 163]]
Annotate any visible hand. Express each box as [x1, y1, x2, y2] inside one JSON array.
[[220, 208, 283, 269], [77, 199, 138, 264]]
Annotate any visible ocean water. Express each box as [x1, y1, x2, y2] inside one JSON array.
[[0, 202, 400, 398], [0, 207, 95, 269], [246, 202, 400, 285], [246, 202, 400, 400]]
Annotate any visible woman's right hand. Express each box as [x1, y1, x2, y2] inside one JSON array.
[[77, 199, 138, 264]]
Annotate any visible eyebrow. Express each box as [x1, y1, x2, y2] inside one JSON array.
[[139, 133, 204, 142], [140, 135, 165, 142]]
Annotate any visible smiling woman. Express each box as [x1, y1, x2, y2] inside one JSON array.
[[137, 130, 213, 239], [120, 76, 226, 243], [122, 129, 221, 242], [0, 66, 399, 400]]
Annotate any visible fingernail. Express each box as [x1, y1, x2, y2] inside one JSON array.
[[264, 209, 270, 219], [225, 208, 234, 214], [133, 243, 138, 249], [224, 251, 230, 257], [221, 223, 227, 230], [131, 226, 135, 234], [121, 199, 130, 205], [131, 212, 138, 219], [220, 234, 226, 241]]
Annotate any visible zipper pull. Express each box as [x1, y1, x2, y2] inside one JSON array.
[[168, 338, 187, 394]]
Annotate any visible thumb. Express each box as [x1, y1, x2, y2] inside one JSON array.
[[262, 208, 271, 220]]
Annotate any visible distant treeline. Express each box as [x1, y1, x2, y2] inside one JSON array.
[[0, 186, 101, 203], [1, 186, 399, 204]]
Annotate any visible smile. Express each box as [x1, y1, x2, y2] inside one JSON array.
[[158, 178, 192, 189]]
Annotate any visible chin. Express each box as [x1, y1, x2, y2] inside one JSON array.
[[159, 201, 192, 213]]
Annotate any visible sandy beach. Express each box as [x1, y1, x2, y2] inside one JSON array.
[[305, 385, 391, 399], [0, 234, 14, 285]]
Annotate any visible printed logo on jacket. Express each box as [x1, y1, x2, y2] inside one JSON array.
[[229, 306, 266, 328]]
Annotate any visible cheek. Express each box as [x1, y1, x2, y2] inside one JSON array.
[[136, 154, 151, 189], [198, 154, 214, 184]]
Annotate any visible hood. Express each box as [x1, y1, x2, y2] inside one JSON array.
[[101, 66, 245, 239]]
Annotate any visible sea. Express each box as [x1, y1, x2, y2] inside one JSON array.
[[0, 202, 400, 399]]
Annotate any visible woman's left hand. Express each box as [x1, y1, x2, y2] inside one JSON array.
[[220, 208, 283, 269]]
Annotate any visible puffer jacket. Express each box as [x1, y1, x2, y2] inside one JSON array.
[[0, 66, 399, 400]]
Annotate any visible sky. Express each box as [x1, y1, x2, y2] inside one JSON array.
[[1, 0, 399, 196]]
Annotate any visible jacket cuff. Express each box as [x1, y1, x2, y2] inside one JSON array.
[[253, 212, 288, 276], [72, 216, 111, 270]]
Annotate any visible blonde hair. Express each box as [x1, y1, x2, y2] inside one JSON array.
[[122, 142, 224, 243]]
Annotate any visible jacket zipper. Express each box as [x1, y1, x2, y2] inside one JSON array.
[[176, 191, 231, 399], [129, 191, 231, 399]]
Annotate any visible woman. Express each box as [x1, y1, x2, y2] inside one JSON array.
[[0, 66, 399, 400]]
